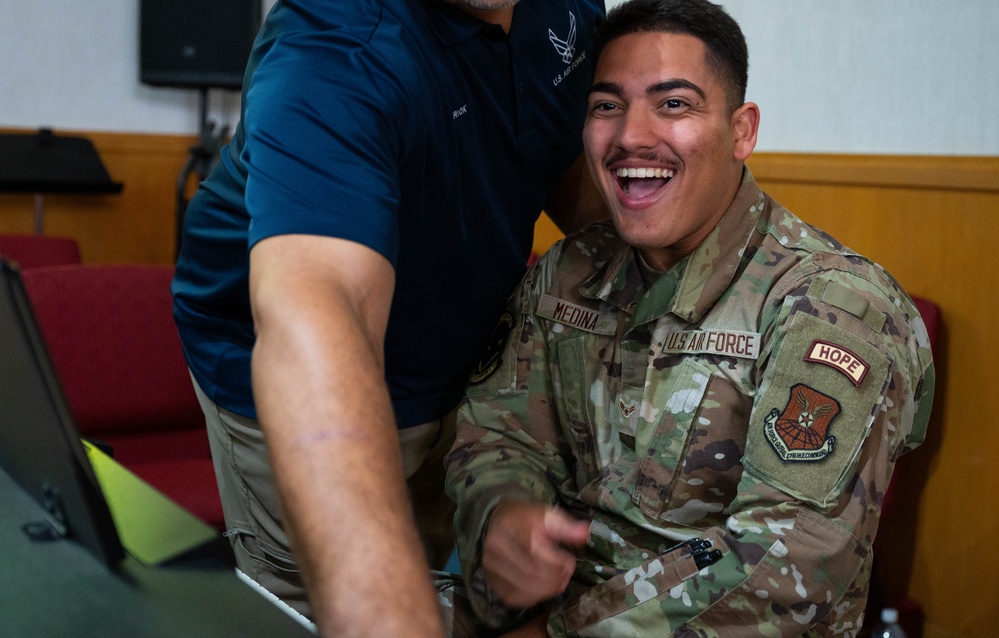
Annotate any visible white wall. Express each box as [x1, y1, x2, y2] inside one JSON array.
[[0, 0, 273, 137], [608, 0, 999, 155], [2, 0, 996, 155]]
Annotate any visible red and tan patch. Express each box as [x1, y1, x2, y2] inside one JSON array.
[[763, 384, 841, 462], [804, 339, 870, 387]]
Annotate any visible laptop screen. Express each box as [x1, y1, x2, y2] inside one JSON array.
[[0, 260, 124, 566]]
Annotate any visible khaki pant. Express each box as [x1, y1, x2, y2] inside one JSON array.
[[192, 377, 457, 619]]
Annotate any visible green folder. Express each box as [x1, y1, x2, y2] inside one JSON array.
[[83, 440, 222, 566]]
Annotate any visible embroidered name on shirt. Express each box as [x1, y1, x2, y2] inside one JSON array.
[[538, 294, 599, 332], [660, 330, 761, 359], [452, 104, 468, 120], [804, 339, 869, 387]]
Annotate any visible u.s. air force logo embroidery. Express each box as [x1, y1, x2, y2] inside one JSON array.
[[763, 384, 841, 462], [468, 312, 514, 385], [549, 12, 587, 87], [549, 12, 576, 64]]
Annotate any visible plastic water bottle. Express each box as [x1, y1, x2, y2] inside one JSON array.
[[872, 607, 907, 638]]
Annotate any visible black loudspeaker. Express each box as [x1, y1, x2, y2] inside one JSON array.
[[140, 0, 262, 90]]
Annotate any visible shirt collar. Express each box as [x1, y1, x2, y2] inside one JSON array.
[[580, 168, 766, 325], [419, 0, 508, 46]]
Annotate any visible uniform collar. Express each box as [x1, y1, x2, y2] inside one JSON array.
[[580, 168, 766, 325]]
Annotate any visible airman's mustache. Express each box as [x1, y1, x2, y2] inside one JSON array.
[[603, 150, 676, 168]]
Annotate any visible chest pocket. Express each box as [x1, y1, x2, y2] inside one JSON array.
[[553, 332, 712, 519], [631, 357, 712, 518], [551, 333, 618, 486]]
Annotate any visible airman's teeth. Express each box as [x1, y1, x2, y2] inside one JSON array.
[[615, 168, 675, 179]]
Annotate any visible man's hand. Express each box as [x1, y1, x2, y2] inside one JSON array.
[[481, 501, 590, 609]]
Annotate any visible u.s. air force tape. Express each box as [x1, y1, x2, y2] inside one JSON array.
[[538, 293, 762, 360], [659, 329, 761, 359]]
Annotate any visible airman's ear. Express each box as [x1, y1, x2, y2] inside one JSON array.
[[731, 102, 759, 161]]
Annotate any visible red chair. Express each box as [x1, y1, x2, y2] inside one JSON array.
[[880, 296, 939, 513], [0, 233, 81, 269], [866, 294, 940, 638], [20, 263, 224, 530], [911, 296, 940, 351]]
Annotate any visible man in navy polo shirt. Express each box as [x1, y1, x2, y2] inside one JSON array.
[[171, 0, 605, 634]]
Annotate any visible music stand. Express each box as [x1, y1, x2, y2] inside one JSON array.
[[0, 129, 123, 234], [175, 90, 228, 258]]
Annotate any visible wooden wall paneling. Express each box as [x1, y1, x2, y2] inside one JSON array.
[[0, 128, 196, 264], [751, 153, 999, 638], [532, 209, 564, 258]]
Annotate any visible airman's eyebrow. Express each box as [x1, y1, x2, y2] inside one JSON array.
[[588, 78, 706, 101], [648, 79, 706, 100], [588, 81, 622, 96]]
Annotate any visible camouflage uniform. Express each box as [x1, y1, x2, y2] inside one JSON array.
[[444, 170, 934, 637]]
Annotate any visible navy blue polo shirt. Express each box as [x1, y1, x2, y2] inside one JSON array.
[[172, 0, 604, 428]]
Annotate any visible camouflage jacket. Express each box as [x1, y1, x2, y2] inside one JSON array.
[[445, 170, 934, 637]]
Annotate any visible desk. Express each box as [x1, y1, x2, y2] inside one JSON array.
[[0, 468, 314, 638]]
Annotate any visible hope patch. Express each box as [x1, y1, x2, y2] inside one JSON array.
[[804, 340, 870, 387]]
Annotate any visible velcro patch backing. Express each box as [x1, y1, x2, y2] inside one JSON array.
[[744, 308, 891, 508]]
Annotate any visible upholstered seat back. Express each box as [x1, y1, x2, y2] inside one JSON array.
[[21, 264, 201, 434], [0, 234, 81, 269], [20, 263, 224, 529]]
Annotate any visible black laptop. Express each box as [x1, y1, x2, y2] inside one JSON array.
[[0, 259, 219, 567]]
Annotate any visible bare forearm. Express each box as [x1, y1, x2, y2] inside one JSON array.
[[251, 236, 443, 637], [256, 338, 440, 634]]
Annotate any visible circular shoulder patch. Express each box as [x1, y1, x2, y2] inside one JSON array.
[[468, 312, 514, 385]]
